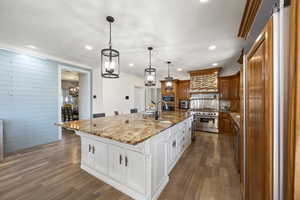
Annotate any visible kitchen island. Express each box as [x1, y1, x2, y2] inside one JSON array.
[[57, 111, 193, 200]]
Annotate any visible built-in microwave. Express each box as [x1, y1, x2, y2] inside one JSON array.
[[162, 96, 175, 102]]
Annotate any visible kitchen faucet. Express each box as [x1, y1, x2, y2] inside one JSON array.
[[153, 100, 169, 120]]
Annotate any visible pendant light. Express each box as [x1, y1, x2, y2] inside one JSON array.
[[101, 16, 120, 78], [165, 61, 173, 91], [144, 47, 157, 86]]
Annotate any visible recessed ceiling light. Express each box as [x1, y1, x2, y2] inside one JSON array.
[[177, 68, 183, 71], [26, 45, 37, 49], [85, 45, 93, 50], [200, 0, 209, 3], [208, 45, 216, 50], [212, 63, 219, 66], [129, 63, 134, 67]]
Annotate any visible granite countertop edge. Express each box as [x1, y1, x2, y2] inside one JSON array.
[[56, 111, 192, 145]]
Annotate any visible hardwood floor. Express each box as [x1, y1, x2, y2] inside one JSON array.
[[159, 133, 241, 200], [0, 132, 241, 200]]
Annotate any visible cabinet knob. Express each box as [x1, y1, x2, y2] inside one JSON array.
[[92, 146, 95, 154], [88, 144, 91, 152]]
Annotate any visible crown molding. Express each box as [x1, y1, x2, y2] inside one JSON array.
[[238, 0, 263, 39]]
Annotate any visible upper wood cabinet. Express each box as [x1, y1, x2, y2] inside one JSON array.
[[219, 73, 240, 100], [160, 80, 179, 96], [178, 80, 190, 100], [160, 80, 179, 109], [219, 77, 231, 100], [161, 80, 190, 108]]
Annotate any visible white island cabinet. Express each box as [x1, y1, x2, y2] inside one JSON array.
[[76, 116, 193, 200]]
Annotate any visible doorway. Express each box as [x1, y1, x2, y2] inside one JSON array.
[[58, 65, 92, 139]]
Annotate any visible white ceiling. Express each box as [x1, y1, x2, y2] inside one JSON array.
[[0, 0, 246, 79]]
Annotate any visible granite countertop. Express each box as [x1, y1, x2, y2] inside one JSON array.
[[229, 112, 240, 128], [56, 111, 191, 145]]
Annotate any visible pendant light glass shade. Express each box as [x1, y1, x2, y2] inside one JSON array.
[[144, 47, 157, 86], [101, 16, 120, 78], [165, 61, 173, 91]]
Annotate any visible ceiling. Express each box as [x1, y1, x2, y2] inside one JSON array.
[[0, 0, 246, 79]]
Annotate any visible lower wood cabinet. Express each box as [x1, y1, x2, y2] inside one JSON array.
[[78, 117, 193, 200], [219, 112, 232, 134]]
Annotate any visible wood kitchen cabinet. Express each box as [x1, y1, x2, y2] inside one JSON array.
[[161, 80, 179, 96], [219, 73, 240, 100], [219, 72, 240, 112], [219, 77, 231, 100], [230, 74, 240, 99], [161, 79, 179, 109], [219, 112, 232, 134], [178, 80, 190, 100]]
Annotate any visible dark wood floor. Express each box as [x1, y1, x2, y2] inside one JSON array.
[[0, 132, 241, 200]]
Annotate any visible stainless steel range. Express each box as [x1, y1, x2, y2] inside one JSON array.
[[190, 93, 219, 133], [192, 110, 219, 133]]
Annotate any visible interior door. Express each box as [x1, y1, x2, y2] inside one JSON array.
[[108, 145, 124, 183], [93, 140, 108, 175], [125, 150, 146, 194], [246, 18, 273, 200]]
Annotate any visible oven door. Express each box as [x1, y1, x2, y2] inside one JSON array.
[[195, 116, 218, 133]]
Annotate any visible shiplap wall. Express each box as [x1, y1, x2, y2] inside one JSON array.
[[0, 49, 59, 153]]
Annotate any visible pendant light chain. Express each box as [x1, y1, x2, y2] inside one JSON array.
[[109, 22, 112, 49], [168, 62, 170, 78], [149, 48, 152, 69]]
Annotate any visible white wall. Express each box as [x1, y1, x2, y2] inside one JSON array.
[[99, 72, 144, 116], [92, 67, 104, 114], [79, 73, 91, 119]]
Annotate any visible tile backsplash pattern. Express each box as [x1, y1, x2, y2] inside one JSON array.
[[190, 73, 218, 89]]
